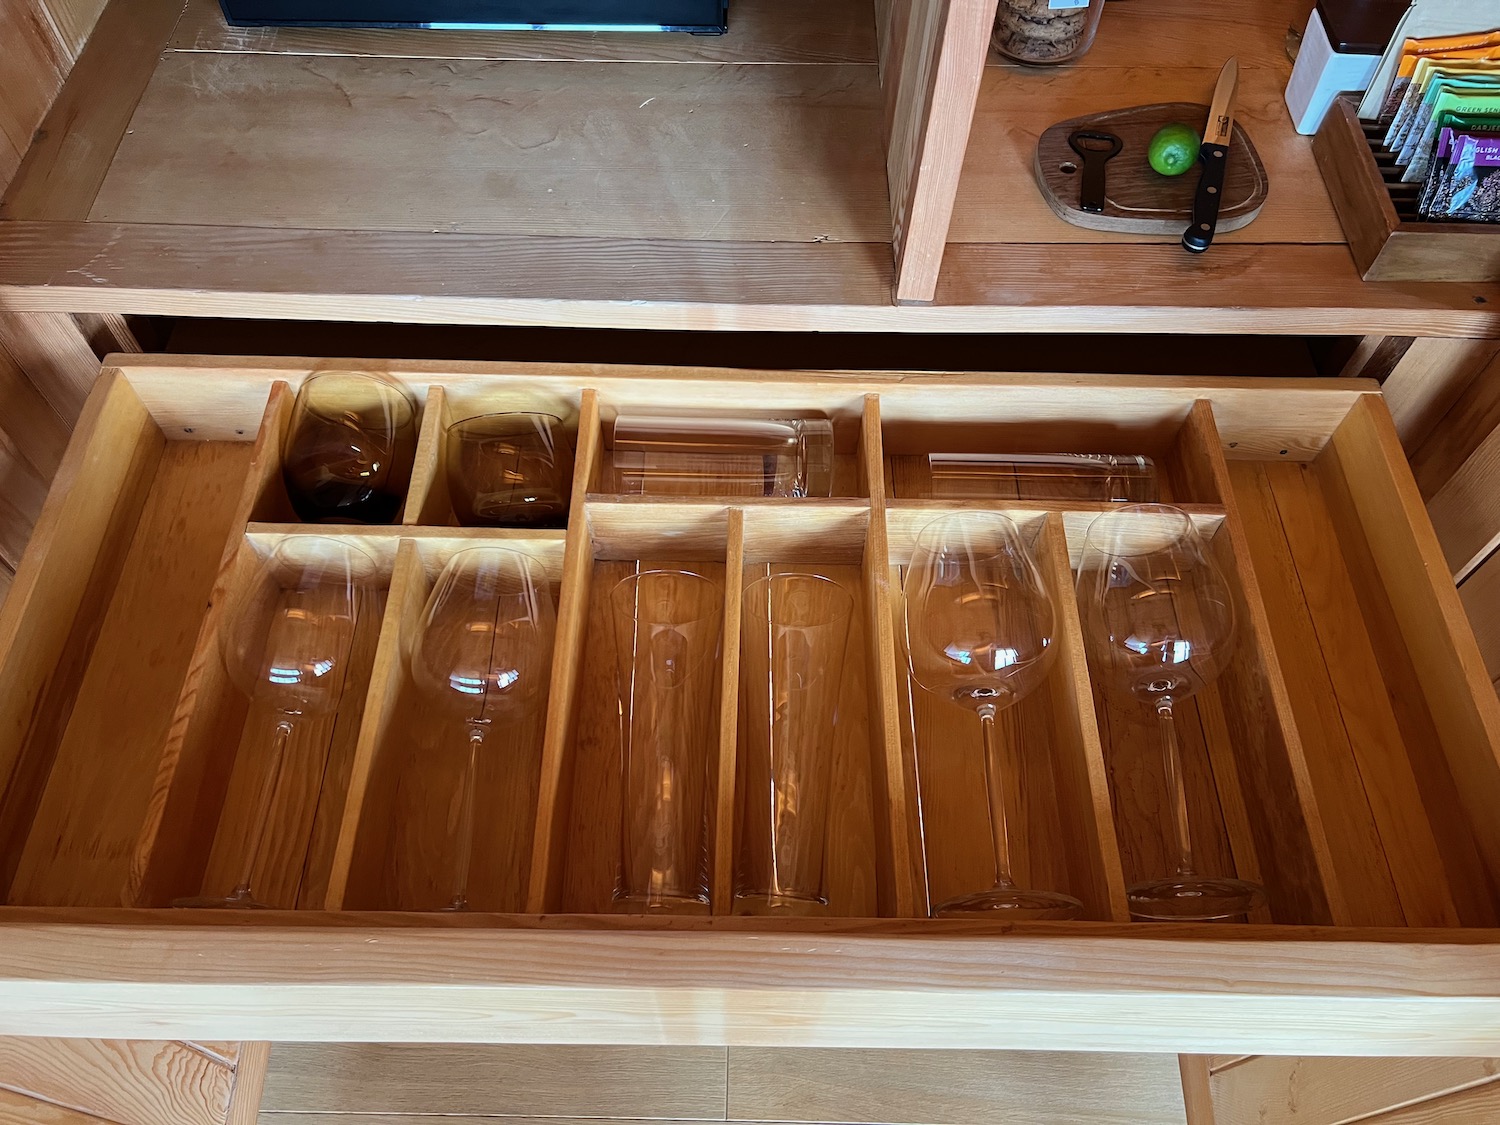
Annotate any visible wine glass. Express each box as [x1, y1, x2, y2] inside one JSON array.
[[903, 512, 1082, 919], [176, 536, 377, 909], [283, 371, 419, 524], [410, 547, 556, 911], [1077, 504, 1265, 920], [445, 412, 572, 528]]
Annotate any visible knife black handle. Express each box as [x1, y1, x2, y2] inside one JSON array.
[[1182, 141, 1228, 254]]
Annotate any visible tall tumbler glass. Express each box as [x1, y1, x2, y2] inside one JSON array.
[[610, 569, 723, 912], [735, 573, 854, 914]]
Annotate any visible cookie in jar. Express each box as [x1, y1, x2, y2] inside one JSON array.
[[992, 0, 1106, 64]]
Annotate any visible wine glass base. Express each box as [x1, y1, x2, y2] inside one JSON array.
[[934, 887, 1083, 920], [1128, 876, 1265, 921], [610, 892, 711, 916], [171, 893, 272, 910], [733, 891, 829, 917]]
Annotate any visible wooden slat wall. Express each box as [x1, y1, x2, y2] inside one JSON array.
[[0, 1037, 267, 1125]]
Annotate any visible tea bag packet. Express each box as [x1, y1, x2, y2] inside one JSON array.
[[1399, 87, 1500, 179], [1432, 130, 1500, 219], [1417, 124, 1499, 213], [1385, 56, 1500, 146], [1392, 72, 1500, 166], [1360, 2, 1500, 123], [1380, 37, 1500, 123]]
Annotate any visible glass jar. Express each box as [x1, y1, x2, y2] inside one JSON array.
[[992, 0, 1106, 65]]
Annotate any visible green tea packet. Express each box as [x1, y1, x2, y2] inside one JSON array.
[[1399, 86, 1500, 179]]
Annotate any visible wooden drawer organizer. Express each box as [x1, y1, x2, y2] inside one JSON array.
[[3, 357, 1500, 959]]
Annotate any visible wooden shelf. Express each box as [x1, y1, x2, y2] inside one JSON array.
[[3, 0, 1500, 327]]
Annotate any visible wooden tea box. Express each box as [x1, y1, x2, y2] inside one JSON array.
[[1, 354, 1499, 1054]]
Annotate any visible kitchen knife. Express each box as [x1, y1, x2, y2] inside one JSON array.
[[1183, 57, 1239, 254]]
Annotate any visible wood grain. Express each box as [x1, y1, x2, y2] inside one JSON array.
[[0, 0, 68, 183], [1411, 347, 1500, 500], [1460, 550, 1500, 683], [1180, 1055, 1216, 1125], [1360, 1079, 1500, 1125], [0, 373, 160, 902], [1323, 397, 1500, 907], [261, 1044, 727, 1118], [1429, 423, 1500, 581], [91, 55, 889, 244], [10, 440, 254, 907], [224, 1043, 268, 1125], [955, 66, 1339, 246], [7, 222, 1500, 337], [0, 312, 104, 423], [727, 1047, 1184, 1125], [0, 0, 190, 221], [0, 1038, 231, 1125], [1228, 461, 1403, 928], [1211, 1056, 1500, 1125], [886, 0, 999, 302], [169, 0, 877, 63], [1378, 338, 1500, 451], [0, 1088, 111, 1125]]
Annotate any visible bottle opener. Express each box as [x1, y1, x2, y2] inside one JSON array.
[[1067, 129, 1123, 214]]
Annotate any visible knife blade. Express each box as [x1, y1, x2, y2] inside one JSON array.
[[1182, 57, 1239, 254]]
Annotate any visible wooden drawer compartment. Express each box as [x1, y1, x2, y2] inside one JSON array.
[[3, 356, 1500, 1050]]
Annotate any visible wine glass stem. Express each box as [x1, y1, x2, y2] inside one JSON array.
[[978, 707, 1017, 891], [234, 718, 294, 901], [1157, 701, 1196, 878], [450, 727, 484, 911]]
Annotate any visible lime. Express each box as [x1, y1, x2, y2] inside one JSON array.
[[1148, 123, 1200, 177]]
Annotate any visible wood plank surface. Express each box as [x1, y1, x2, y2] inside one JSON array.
[[262, 1044, 727, 1118], [1429, 424, 1500, 581], [0, 0, 190, 221], [727, 1047, 1184, 1125], [1211, 1056, 1500, 1125], [13, 918, 1500, 1050], [954, 66, 1339, 246], [91, 55, 889, 243], [1080, 0, 1300, 70], [10, 440, 254, 906], [0, 0, 69, 183], [169, 0, 877, 63], [1361, 1079, 1500, 1125], [0, 312, 105, 423], [1377, 338, 1500, 450], [0, 1038, 231, 1125], [1411, 349, 1500, 500], [5, 221, 1500, 336], [1460, 550, 1500, 684], [224, 1043, 268, 1125], [0, 1088, 111, 1125]]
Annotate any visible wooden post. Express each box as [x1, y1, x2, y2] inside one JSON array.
[[884, 0, 998, 304]]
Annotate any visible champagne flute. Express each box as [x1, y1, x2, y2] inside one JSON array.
[[903, 512, 1082, 919], [283, 371, 419, 524], [1077, 504, 1265, 920], [176, 536, 376, 909], [410, 547, 556, 911], [445, 412, 572, 528]]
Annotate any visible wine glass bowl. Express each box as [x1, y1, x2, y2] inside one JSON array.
[[409, 547, 557, 911], [903, 512, 1082, 920], [176, 535, 377, 909], [1078, 504, 1265, 921], [282, 371, 419, 524], [444, 412, 573, 528]]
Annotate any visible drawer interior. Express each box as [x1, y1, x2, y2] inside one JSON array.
[[1, 360, 1497, 932]]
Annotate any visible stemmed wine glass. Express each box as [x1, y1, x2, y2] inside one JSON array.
[[283, 371, 419, 524], [903, 512, 1083, 919], [410, 547, 556, 911], [176, 536, 376, 909], [1076, 504, 1265, 920]]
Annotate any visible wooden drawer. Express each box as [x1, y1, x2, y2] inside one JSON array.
[[2, 355, 1500, 1053]]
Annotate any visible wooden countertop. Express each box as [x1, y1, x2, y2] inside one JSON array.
[[2, 0, 1499, 333]]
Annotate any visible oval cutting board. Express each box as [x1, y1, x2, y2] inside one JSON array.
[[1034, 101, 1267, 234]]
